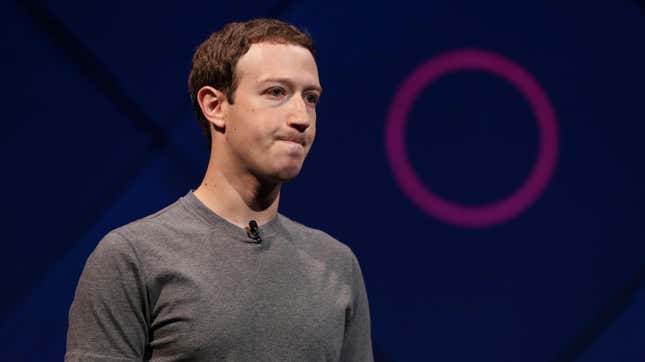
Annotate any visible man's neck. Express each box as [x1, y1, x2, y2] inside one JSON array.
[[194, 162, 281, 229]]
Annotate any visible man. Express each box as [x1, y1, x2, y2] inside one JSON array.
[[66, 18, 373, 361]]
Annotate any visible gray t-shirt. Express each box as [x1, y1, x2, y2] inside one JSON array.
[[65, 190, 373, 361]]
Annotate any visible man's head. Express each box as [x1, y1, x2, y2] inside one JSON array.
[[188, 19, 321, 183], [188, 18, 316, 147]]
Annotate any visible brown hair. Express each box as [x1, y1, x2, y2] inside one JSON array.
[[188, 18, 316, 148]]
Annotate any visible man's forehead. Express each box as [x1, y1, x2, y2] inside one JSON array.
[[236, 42, 319, 84]]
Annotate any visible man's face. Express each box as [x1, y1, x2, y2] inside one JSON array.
[[221, 42, 321, 183]]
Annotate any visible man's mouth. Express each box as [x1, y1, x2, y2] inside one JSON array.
[[277, 136, 305, 147]]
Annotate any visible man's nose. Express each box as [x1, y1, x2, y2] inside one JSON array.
[[287, 95, 311, 133]]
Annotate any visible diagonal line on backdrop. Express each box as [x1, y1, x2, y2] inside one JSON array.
[[551, 264, 645, 362], [18, 0, 167, 149], [3, 0, 177, 320]]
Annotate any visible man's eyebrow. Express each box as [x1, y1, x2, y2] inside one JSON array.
[[258, 77, 323, 93]]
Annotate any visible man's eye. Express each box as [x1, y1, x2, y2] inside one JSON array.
[[305, 94, 319, 105], [267, 87, 285, 97]]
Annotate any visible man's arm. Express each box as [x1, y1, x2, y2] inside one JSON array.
[[65, 231, 149, 362], [340, 252, 374, 362]]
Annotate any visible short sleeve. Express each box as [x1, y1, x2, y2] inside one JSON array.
[[339, 251, 374, 362], [65, 231, 150, 361]]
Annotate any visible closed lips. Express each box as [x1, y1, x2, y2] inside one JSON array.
[[277, 137, 305, 146]]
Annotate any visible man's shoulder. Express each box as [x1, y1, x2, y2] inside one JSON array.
[[277, 214, 356, 261], [111, 194, 204, 239], [101, 194, 208, 251]]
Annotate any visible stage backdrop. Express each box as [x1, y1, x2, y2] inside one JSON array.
[[2, 1, 644, 361]]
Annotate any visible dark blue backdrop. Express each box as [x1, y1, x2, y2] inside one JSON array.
[[2, 1, 644, 360]]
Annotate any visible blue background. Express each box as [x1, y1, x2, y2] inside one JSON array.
[[2, 1, 645, 360]]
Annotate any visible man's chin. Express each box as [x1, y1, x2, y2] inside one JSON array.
[[253, 161, 304, 184], [269, 164, 304, 183], [275, 168, 302, 183]]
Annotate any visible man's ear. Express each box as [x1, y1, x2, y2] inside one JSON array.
[[197, 86, 227, 130]]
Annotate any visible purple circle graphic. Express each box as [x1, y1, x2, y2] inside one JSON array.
[[385, 49, 559, 227]]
